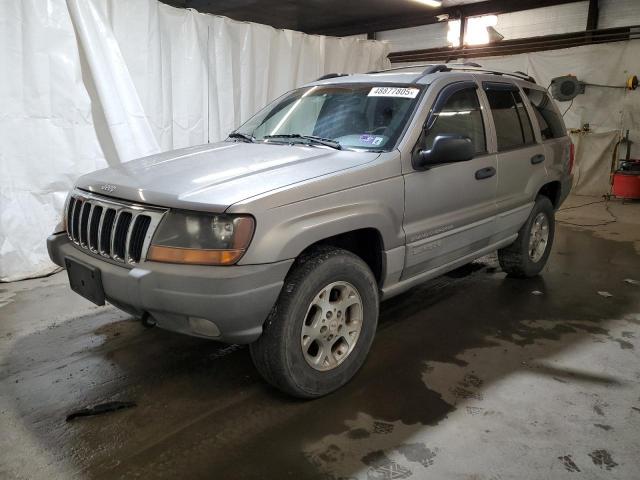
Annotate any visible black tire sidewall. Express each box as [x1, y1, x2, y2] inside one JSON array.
[[279, 251, 379, 397], [521, 197, 555, 276]]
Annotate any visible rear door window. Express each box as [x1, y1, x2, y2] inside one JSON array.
[[484, 84, 536, 151], [523, 88, 567, 140]]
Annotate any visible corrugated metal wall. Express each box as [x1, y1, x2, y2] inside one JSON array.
[[495, 2, 588, 40], [375, 1, 640, 52], [599, 0, 640, 28], [377, 23, 449, 53]]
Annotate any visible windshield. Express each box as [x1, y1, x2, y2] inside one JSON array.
[[234, 84, 424, 151]]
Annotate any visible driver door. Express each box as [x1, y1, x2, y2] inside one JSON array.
[[402, 81, 498, 279]]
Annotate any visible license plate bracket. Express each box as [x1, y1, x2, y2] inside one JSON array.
[[65, 257, 106, 306]]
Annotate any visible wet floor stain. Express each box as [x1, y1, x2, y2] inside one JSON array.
[[588, 449, 618, 471], [1, 225, 640, 479]]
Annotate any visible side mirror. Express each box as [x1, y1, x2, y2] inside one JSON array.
[[416, 134, 474, 169]]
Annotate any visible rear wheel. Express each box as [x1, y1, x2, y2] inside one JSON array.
[[250, 246, 379, 398], [498, 196, 555, 278]]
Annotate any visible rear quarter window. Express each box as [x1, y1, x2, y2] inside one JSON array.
[[523, 88, 567, 140]]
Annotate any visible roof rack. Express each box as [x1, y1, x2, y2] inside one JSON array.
[[414, 63, 536, 84], [316, 64, 536, 85], [367, 62, 481, 75], [369, 62, 535, 84]]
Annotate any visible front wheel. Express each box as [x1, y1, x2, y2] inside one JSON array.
[[498, 196, 555, 278], [250, 246, 379, 398]]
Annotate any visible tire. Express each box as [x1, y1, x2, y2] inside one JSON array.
[[250, 246, 379, 398], [498, 195, 555, 278]]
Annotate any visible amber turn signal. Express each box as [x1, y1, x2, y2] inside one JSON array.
[[147, 246, 246, 266]]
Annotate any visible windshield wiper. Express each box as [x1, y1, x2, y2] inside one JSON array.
[[264, 134, 342, 150], [228, 132, 255, 143]]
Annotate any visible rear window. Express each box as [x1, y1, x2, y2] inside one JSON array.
[[523, 88, 567, 140]]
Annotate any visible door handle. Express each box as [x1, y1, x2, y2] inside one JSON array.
[[475, 166, 496, 180], [531, 154, 545, 165]]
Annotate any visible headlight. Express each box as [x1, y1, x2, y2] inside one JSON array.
[[147, 212, 255, 266]]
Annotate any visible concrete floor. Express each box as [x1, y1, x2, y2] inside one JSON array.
[[1, 195, 639, 480]]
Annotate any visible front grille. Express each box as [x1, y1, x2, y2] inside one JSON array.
[[66, 190, 166, 265]]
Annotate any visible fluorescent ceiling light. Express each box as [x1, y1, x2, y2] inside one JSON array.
[[414, 0, 442, 7]]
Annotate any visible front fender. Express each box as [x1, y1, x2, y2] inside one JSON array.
[[237, 176, 405, 265]]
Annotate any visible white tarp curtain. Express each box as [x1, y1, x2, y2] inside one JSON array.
[[569, 130, 618, 196], [0, 0, 390, 282]]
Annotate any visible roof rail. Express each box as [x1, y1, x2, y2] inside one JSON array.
[[414, 63, 537, 84], [321, 64, 536, 84], [367, 63, 435, 74], [316, 73, 349, 81], [459, 67, 536, 84], [368, 62, 481, 75]]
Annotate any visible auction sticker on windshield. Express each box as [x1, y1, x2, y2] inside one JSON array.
[[368, 87, 419, 98]]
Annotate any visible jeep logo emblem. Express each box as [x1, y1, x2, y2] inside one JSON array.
[[101, 184, 117, 193]]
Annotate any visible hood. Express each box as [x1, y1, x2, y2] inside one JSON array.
[[76, 142, 379, 212]]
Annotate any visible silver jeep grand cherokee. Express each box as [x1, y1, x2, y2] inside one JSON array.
[[48, 63, 573, 397]]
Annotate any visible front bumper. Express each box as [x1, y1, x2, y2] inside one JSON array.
[[47, 233, 292, 343]]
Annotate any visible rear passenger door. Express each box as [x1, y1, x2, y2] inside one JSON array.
[[523, 87, 572, 186], [402, 81, 497, 279], [482, 82, 546, 240]]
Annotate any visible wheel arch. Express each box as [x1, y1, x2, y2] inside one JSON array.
[[299, 228, 386, 287], [537, 180, 562, 209]]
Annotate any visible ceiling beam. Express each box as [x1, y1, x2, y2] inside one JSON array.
[[388, 25, 637, 63], [586, 0, 599, 30], [306, 0, 584, 37]]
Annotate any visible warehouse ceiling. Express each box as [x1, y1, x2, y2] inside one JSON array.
[[160, 0, 581, 36]]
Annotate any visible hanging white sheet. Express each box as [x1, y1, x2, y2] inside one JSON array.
[[0, 0, 390, 282]]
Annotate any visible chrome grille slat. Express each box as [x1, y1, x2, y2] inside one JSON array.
[[96, 207, 108, 254], [129, 215, 152, 264], [79, 203, 92, 247], [64, 189, 167, 265], [109, 210, 122, 261], [114, 211, 133, 262], [66, 197, 76, 240], [123, 212, 138, 264], [78, 202, 91, 247], [100, 208, 117, 256], [88, 205, 103, 252], [71, 199, 83, 243]]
